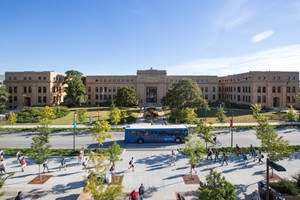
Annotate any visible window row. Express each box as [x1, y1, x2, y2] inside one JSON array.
[[257, 96, 267, 103], [286, 96, 296, 103], [87, 86, 134, 93], [129, 130, 187, 137], [94, 79, 135, 83], [8, 86, 47, 94], [7, 76, 47, 81]]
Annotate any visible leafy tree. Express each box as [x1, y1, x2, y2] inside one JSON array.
[[107, 141, 123, 165], [110, 107, 121, 125], [38, 106, 56, 127], [197, 168, 236, 200], [251, 104, 262, 120], [180, 107, 197, 124], [64, 70, 87, 107], [0, 86, 9, 114], [0, 173, 14, 197], [162, 79, 208, 110], [8, 112, 17, 127], [115, 87, 138, 107], [286, 106, 299, 122], [77, 109, 87, 124], [196, 121, 215, 149], [216, 104, 227, 123], [296, 92, 300, 101], [91, 121, 113, 146]]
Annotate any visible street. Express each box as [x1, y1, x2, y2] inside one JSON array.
[[0, 128, 300, 149]]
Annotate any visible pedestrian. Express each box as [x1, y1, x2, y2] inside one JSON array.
[[20, 157, 26, 172], [250, 144, 254, 157], [15, 191, 25, 200], [213, 136, 217, 144], [258, 151, 264, 164], [170, 150, 176, 166], [128, 157, 135, 171], [235, 144, 240, 156], [130, 189, 138, 200], [242, 154, 248, 167], [0, 159, 6, 174], [190, 163, 197, 174], [138, 184, 145, 200], [83, 157, 89, 169], [110, 163, 115, 176], [176, 193, 186, 200], [16, 151, 22, 163], [42, 159, 49, 173], [79, 147, 84, 163], [253, 149, 257, 161], [221, 152, 228, 166], [60, 157, 66, 171], [214, 149, 220, 162], [206, 148, 213, 160], [0, 149, 4, 159]]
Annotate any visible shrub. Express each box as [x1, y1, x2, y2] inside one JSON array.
[[52, 106, 70, 118], [17, 107, 43, 123], [270, 178, 299, 196]]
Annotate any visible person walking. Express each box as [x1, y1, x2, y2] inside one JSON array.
[[20, 157, 26, 172], [176, 193, 186, 200], [16, 151, 22, 163], [83, 157, 89, 169], [257, 151, 264, 164], [214, 149, 220, 162], [235, 144, 240, 156], [250, 144, 254, 158], [79, 147, 84, 164], [138, 184, 145, 200], [170, 150, 176, 166], [130, 189, 138, 200], [242, 154, 248, 167], [253, 149, 257, 161], [60, 157, 66, 171], [190, 163, 197, 174], [0, 159, 6, 174], [42, 159, 49, 173], [206, 148, 213, 160], [221, 153, 228, 166], [0, 149, 4, 159], [128, 157, 135, 171], [15, 191, 25, 200]]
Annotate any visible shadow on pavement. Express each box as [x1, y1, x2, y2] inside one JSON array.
[[56, 194, 80, 200]]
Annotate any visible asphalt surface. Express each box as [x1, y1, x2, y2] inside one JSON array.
[[0, 128, 300, 149]]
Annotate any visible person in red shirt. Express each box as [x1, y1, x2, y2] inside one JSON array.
[[20, 157, 26, 172], [235, 144, 240, 156], [130, 189, 138, 200]]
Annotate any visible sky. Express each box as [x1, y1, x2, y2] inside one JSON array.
[[0, 0, 300, 76]]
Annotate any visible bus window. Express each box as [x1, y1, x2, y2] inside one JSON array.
[[130, 131, 137, 136]]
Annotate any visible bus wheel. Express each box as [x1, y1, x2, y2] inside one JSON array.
[[137, 138, 144, 144], [175, 138, 181, 143]]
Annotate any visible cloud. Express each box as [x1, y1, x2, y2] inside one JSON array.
[[251, 30, 274, 43], [167, 44, 300, 76]]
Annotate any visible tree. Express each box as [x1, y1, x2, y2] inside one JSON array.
[[250, 104, 262, 120], [286, 106, 299, 122], [107, 141, 123, 165], [216, 104, 227, 123], [91, 121, 113, 146], [110, 107, 121, 125], [196, 121, 215, 149], [180, 107, 197, 124], [162, 79, 208, 110], [0, 86, 9, 114], [64, 70, 87, 107], [197, 168, 236, 200], [0, 173, 14, 197], [30, 107, 53, 181], [8, 112, 17, 127], [77, 109, 87, 124], [115, 87, 138, 107]]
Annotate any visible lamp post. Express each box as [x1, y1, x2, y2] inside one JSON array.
[[73, 112, 77, 151], [230, 111, 233, 148]]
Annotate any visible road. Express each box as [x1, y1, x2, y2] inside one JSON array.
[[0, 128, 300, 149]]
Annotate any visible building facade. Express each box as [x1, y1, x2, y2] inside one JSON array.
[[4, 69, 300, 108], [85, 69, 218, 105], [218, 71, 299, 108], [4, 71, 66, 109]]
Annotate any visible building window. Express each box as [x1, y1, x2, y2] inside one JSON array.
[[23, 87, 27, 93], [287, 87, 290, 93], [43, 96, 47, 103], [205, 87, 208, 92], [43, 87, 47, 93], [38, 96, 42, 103], [272, 86, 276, 93], [14, 96, 17, 102], [287, 96, 291, 103], [88, 95, 91, 100], [263, 86, 266, 93], [258, 76, 261, 80], [8, 87, 12, 93], [104, 95, 107, 100], [9, 96, 12, 103], [52, 87, 55, 92], [100, 87, 103, 92], [24, 77, 27, 80], [28, 87, 32, 93], [53, 96, 56, 103], [277, 86, 281, 93], [248, 96, 251, 102], [29, 77, 31, 80], [205, 95, 208, 100], [104, 87, 107, 92], [43, 77, 46, 80], [108, 87, 111, 92], [292, 86, 296, 93], [38, 87, 42, 93], [237, 95, 240, 101], [212, 94, 215, 100], [263, 96, 266, 103], [95, 87, 98, 92], [237, 87, 241, 93], [257, 87, 261, 93], [88, 87, 91, 92], [278, 76, 280, 80], [8, 77, 12, 80], [96, 94, 98, 99], [272, 76, 275, 80], [292, 96, 295, 103], [108, 95, 111, 100], [113, 87, 116, 92]]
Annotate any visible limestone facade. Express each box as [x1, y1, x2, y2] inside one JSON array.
[[218, 71, 299, 108], [4, 71, 66, 109]]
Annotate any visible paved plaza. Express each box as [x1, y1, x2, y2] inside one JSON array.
[[2, 149, 300, 200]]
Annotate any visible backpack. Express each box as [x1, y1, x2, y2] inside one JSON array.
[[261, 154, 264, 158], [129, 160, 132, 165]]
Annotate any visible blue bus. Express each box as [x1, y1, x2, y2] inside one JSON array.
[[125, 124, 189, 143]]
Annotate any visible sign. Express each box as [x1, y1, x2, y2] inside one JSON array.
[[268, 160, 286, 171], [90, 116, 93, 124], [230, 119, 233, 127], [74, 120, 77, 129]]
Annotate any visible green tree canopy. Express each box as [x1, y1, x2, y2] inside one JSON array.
[[92, 121, 113, 146], [0, 86, 9, 114], [196, 121, 215, 149], [64, 71, 88, 107], [162, 79, 208, 110], [107, 141, 123, 165], [115, 87, 138, 107], [110, 107, 121, 125], [286, 106, 299, 122], [0, 173, 14, 197], [8, 112, 17, 127], [216, 104, 227, 123], [77, 109, 87, 124], [197, 168, 236, 200]]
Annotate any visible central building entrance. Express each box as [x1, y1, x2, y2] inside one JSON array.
[[146, 87, 157, 103]]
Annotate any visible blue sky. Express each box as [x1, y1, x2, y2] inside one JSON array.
[[0, 0, 300, 76]]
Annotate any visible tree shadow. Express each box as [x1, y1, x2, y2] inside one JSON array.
[[51, 181, 84, 194], [56, 194, 80, 200], [162, 174, 183, 180], [144, 186, 158, 198]]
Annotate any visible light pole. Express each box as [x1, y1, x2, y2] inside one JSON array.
[[230, 111, 233, 148], [73, 112, 77, 151]]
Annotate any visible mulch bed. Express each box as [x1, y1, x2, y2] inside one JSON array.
[[262, 173, 281, 182], [28, 175, 53, 184], [112, 175, 124, 184], [182, 174, 200, 184]]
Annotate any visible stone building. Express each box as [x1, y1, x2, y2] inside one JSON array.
[[85, 69, 219, 105], [4, 71, 66, 109], [218, 71, 299, 108]]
